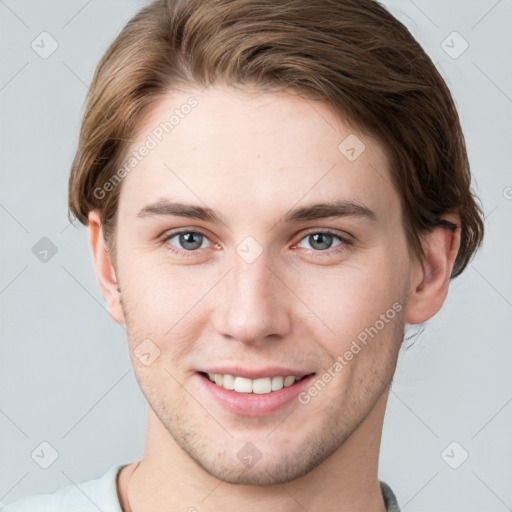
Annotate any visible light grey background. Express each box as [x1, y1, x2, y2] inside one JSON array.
[[0, 1, 511, 510]]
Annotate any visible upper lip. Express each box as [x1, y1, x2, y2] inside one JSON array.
[[198, 366, 314, 380]]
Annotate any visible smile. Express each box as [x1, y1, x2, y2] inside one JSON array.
[[197, 370, 317, 416], [204, 373, 304, 394]]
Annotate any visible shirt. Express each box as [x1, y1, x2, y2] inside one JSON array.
[[1, 464, 401, 511]]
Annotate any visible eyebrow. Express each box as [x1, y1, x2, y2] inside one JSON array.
[[136, 199, 377, 224]]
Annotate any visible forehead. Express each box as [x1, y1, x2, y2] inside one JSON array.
[[118, 85, 398, 225]]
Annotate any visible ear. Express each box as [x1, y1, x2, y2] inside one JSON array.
[[405, 213, 461, 325], [88, 210, 126, 325]]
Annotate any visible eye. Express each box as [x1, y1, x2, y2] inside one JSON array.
[[161, 228, 351, 258], [295, 230, 349, 253], [164, 230, 212, 254]]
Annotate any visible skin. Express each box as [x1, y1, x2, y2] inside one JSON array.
[[88, 84, 460, 512]]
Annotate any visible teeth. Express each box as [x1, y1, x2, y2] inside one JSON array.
[[252, 377, 271, 394], [222, 374, 235, 390], [284, 376, 295, 387], [271, 376, 284, 391], [234, 376, 253, 393], [206, 373, 302, 394]]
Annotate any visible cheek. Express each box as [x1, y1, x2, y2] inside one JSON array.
[[120, 256, 206, 323], [118, 259, 216, 365], [291, 249, 409, 349], [298, 258, 405, 333]]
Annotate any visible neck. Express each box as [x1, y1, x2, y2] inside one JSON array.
[[119, 388, 390, 512]]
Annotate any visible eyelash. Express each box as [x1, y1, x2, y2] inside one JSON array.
[[161, 228, 353, 258]]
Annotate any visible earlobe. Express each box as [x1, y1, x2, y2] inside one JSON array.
[[405, 213, 461, 325], [88, 210, 126, 325]]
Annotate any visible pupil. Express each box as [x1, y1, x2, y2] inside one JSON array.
[[180, 232, 202, 250], [311, 233, 332, 250]]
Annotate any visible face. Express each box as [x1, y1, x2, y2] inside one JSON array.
[[109, 84, 412, 485]]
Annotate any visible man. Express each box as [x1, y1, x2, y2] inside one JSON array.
[[3, 0, 484, 510]]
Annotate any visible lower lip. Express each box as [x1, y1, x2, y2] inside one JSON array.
[[196, 373, 316, 417]]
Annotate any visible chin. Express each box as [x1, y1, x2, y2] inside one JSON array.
[[182, 434, 342, 486], [196, 458, 311, 486]]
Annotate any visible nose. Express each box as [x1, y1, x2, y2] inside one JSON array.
[[211, 253, 292, 345]]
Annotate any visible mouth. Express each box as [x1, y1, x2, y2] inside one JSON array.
[[196, 369, 317, 416], [199, 371, 312, 395]]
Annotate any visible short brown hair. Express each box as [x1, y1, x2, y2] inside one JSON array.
[[68, 0, 484, 277]]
